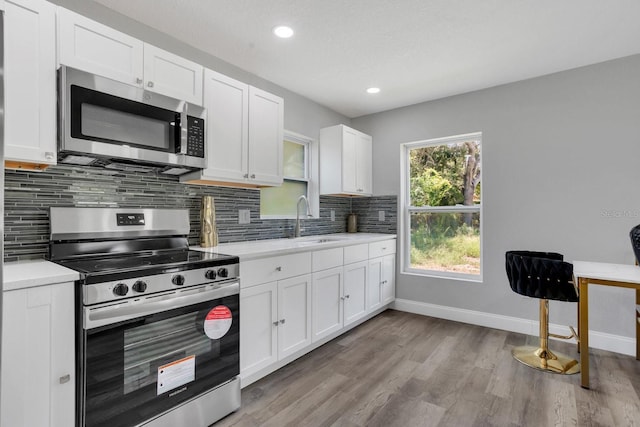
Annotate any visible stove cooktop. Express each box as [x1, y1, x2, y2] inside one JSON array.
[[53, 249, 238, 284]]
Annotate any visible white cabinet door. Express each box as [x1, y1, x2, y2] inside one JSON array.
[[356, 133, 373, 195], [3, 0, 57, 168], [143, 44, 203, 105], [368, 257, 383, 311], [248, 86, 284, 186], [277, 275, 312, 359], [198, 70, 248, 182], [311, 267, 343, 343], [343, 260, 368, 327], [181, 73, 283, 188], [381, 254, 396, 305], [240, 282, 278, 379], [1, 282, 75, 427], [320, 124, 372, 196], [57, 7, 144, 86], [341, 127, 358, 193]]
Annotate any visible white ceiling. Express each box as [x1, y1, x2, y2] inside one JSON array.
[[93, 0, 640, 118]]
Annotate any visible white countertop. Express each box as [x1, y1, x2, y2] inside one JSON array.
[[3, 260, 80, 291], [192, 233, 397, 260], [573, 261, 640, 284]]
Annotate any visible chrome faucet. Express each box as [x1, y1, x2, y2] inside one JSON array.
[[294, 195, 312, 237]]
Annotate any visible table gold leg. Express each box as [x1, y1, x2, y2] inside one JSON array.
[[634, 262, 639, 360], [579, 277, 589, 388]]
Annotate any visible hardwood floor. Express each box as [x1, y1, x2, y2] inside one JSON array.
[[215, 310, 640, 427]]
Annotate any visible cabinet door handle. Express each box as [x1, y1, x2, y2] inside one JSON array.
[[244, 173, 249, 178], [59, 374, 71, 384], [280, 319, 285, 324], [147, 81, 154, 88], [136, 77, 143, 84], [340, 296, 345, 300], [273, 321, 279, 326], [345, 294, 350, 299], [45, 152, 55, 160], [275, 266, 282, 272], [250, 174, 256, 179]]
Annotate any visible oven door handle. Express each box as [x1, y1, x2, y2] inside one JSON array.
[[84, 282, 239, 330]]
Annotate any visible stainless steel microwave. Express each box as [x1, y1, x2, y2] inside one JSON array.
[[58, 66, 206, 174]]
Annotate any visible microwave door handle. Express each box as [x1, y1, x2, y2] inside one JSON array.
[[179, 101, 188, 155]]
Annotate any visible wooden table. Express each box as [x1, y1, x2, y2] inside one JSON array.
[[573, 261, 640, 389]]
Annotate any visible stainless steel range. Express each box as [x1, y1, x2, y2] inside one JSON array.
[[48, 207, 240, 427]]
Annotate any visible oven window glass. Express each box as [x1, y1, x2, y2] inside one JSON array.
[[123, 311, 214, 395], [83, 294, 239, 427], [81, 103, 172, 150]]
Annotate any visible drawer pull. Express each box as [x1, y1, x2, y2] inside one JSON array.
[[273, 321, 279, 326], [59, 374, 71, 384], [275, 266, 282, 272], [280, 319, 286, 324]]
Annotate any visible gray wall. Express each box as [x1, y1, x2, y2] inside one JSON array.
[[352, 54, 640, 337], [49, 0, 349, 138]]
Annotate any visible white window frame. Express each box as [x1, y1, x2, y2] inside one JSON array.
[[260, 130, 319, 219], [399, 132, 483, 282]]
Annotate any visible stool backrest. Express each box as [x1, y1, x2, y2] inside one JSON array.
[[505, 251, 577, 302], [630, 225, 640, 264]]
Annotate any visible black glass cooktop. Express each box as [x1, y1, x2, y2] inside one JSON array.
[[53, 249, 238, 284]]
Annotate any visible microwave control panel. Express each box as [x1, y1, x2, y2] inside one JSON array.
[[184, 116, 205, 158]]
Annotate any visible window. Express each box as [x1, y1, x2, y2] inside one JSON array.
[[400, 132, 482, 280], [260, 131, 318, 218]]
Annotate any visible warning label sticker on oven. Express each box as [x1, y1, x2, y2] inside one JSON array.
[[204, 305, 232, 339], [157, 355, 195, 395]]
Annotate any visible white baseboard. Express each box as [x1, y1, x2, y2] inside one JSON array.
[[392, 299, 636, 357]]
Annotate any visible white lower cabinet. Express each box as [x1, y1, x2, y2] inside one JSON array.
[[368, 254, 396, 311], [239, 237, 396, 386], [277, 275, 313, 359], [311, 266, 343, 343], [239, 281, 278, 378], [1, 282, 75, 427], [343, 260, 368, 327], [240, 274, 312, 379]]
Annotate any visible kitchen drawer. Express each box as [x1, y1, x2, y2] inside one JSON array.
[[369, 239, 396, 258], [344, 244, 368, 265], [241, 252, 311, 287], [312, 247, 344, 272]]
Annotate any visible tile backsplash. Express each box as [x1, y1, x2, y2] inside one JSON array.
[[4, 165, 397, 262]]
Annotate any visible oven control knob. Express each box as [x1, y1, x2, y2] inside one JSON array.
[[217, 267, 229, 278], [113, 283, 129, 296], [205, 270, 217, 280], [132, 280, 147, 293], [172, 275, 185, 286]]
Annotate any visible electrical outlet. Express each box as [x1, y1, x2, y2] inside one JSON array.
[[238, 209, 250, 224], [378, 210, 385, 221], [330, 210, 335, 221]]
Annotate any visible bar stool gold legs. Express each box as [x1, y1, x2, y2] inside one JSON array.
[[512, 299, 580, 375]]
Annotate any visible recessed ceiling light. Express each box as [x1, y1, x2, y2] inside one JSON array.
[[366, 87, 381, 94], [273, 25, 294, 38]]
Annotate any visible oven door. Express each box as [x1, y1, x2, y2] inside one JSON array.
[[79, 282, 239, 427]]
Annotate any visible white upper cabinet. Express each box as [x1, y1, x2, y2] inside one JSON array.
[[3, 0, 57, 169], [57, 7, 143, 87], [181, 69, 283, 187], [247, 86, 284, 185], [57, 7, 203, 105], [142, 44, 203, 105], [319, 124, 373, 196]]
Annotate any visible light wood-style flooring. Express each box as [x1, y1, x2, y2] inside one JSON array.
[[215, 310, 640, 426]]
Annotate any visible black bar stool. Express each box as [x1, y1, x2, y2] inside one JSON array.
[[505, 251, 580, 374]]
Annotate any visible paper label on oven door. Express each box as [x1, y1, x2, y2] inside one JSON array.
[[204, 305, 232, 339], [157, 355, 195, 395]]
